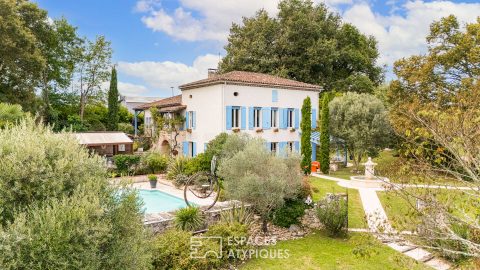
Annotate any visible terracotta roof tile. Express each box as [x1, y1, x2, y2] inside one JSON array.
[[179, 71, 321, 91], [135, 95, 182, 110]]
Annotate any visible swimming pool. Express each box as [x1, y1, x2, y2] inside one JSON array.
[[138, 189, 189, 214]]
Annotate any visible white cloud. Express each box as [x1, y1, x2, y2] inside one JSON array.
[[342, 1, 480, 67], [117, 54, 221, 95], [118, 82, 150, 96]]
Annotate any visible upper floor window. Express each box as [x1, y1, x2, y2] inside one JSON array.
[[253, 107, 261, 128], [232, 107, 240, 128], [145, 116, 151, 127], [287, 109, 294, 128], [188, 111, 194, 128], [271, 108, 278, 128]]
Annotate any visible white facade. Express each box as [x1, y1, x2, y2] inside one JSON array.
[[181, 84, 319, 158]]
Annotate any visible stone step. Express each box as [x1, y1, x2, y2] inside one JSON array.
[[403, 248, 432, 261]]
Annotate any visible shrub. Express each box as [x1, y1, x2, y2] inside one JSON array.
[[114, 154, 141, 175], [0, 103, 26, 128], [166, 156, 189, 180], [118, 122, 134, 134], [316, 195, 348, 236], [271, 199, 307, 228], [205, 222, 250, 262], [220, 205, 254, 227], [0, 119, 151, 269], [152, 229, 222, 270], [184, 153, 210, 175], [173, 174, 190, 188], [148, 174, 157, 181], [174, 206, 204, 231], [143, 152, 169, 173]]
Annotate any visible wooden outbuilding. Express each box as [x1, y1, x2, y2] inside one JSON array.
[[74, 132, 133, 156]]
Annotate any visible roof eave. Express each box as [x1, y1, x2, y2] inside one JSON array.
[[179, 80, 321, 92]]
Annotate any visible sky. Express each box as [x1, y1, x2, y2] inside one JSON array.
[[35, 0, 480, 97]]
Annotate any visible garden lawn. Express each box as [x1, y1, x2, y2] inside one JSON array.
[[309, 177, 366, 228], [241, 231, 429, 270]]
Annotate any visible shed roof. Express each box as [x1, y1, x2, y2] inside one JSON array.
[[135, 95, 182, 110], [74, 132, 133, 146], [179, 71, 321, 91]]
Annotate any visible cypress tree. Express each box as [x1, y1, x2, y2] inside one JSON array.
[[107, 66, 119, 131], [300, 97, 312, 175], [319, 94, 330, 173]]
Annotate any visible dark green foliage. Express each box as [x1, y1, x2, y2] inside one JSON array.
[[184, 153, 210, 175], [271, 199, 307, 228], [151, 229, 222, 270], [107, 67, 119, 131], [113, 154, 141, 175], [320, 94, 330, 173], [205, 222, 250, 262], [301, 97, 312, 175], [219, 0, 383, 93], [143, 152, 169, 174], [117, 122, 134, 134], [174, 206, 204, 231], [0, 103, 26, 128], [317, 196, 348, 236]]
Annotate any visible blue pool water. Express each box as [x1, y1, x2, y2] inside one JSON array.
[[138, 189, 189, 214]]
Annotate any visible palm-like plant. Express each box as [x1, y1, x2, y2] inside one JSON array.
[[166, 156, 189, 180], [174, 206, 204, 231], [220, 205, 254, 227]]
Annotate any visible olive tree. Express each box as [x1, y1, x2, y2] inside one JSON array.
[[329, 92, 392, 171], [217, 135, 303, 232]]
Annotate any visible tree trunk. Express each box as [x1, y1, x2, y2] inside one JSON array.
[[79, 94, 85, 121], [262, 219, 268, 233]]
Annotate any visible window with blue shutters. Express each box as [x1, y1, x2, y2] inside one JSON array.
[[192, 111, 196, 129], [287, 109, 294, 128], [270, 142, 278, 154], [272, 90, 278, 102], [262, 107, 271, 129], [186, 111, 195, 129], [279, 108, 287, 129], [271, 108, 278, 128], [253, 107, 262, 128]]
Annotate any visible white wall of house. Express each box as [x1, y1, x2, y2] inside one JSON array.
[[181, 83, 319, 158]]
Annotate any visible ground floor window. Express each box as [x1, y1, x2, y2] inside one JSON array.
[[270, 142, 278, 153], [287, 141, 294, 152], [188, 142, 194, 157]]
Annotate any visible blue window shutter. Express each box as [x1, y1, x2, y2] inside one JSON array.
[[294, 141, 300, 152], [311, 142, 316, 161], [294, 109, 299, 129], [278, 108, 284, 129], [185, 111, 190, 129], [182, 142, 188, 156], [192, 142, 197, 157], [265, 142, 271, 151], [311, 109, 317, 129], [226, 106, 232, 130], [272, 90, 278, 102], [192, 111, 196, 129], [241, 107, 246, 130], [279, 142, 286, 156], [248, 107, 254, 130], [262, 108, 271, 130]]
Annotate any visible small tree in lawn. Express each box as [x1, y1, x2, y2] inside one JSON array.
[[319, 94, 330, 173], [300, 97, 312, 175], [218, 136, 303, 233], [106, 66, 119, 131]]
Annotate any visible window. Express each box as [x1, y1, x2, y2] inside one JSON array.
[[145, 116, 151, 127], [232, 107, 240, 128], [253, 107, 261, 128], [234, 92, 239, 96], [287, 109, 294, 128], [188, 111, 194, 128], [188, 142, 194, 157], [287, 142, 294, 152], [118, 144, 125, 152], [270, 142, 278, 153], [271, 108, 278, 128]]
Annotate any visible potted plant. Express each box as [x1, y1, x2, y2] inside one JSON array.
[[148, 174, 158, 188], [273, 128, 279, 132], [255, 128, 263, 133]]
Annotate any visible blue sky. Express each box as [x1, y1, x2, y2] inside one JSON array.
[[35, 0, 480, 97]]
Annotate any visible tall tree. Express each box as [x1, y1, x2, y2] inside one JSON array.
[[73, 36, 112, 121], [220, 0, 383, 93], [319, 94, 330, 173], [329, 92, 391, 171], [300, 97, 312, 175], [106, 66, 119, 131]]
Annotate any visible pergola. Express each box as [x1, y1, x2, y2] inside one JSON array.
[[310, 131, 348, 166]]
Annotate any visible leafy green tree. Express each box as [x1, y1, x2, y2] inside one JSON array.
[[319, 94, 330, 173], [218, 137, 303, 232], [220, 0, 383, 93], [300, 97, 312, 174], [107, 66, 119, 130], [0, 118, 151, 268], [329, 92, 391, 171]]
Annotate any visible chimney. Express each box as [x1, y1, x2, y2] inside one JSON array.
[[208, 68, 218, 78]]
